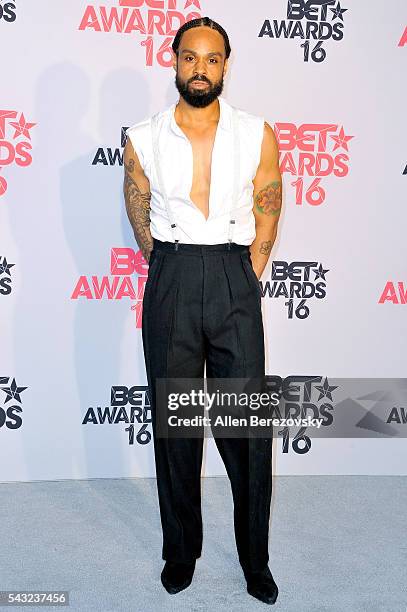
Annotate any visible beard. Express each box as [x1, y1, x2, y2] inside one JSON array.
[[175, 72, 224, 108]]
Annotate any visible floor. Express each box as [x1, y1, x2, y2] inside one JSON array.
[[0, 476, 405, 611]]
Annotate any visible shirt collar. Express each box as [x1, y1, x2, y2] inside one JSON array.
[[169, 95, 232, 137]]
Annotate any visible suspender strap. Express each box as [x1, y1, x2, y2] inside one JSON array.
[[151, 113, 180, 249], [151, 105, 240, 251], [227, 107, 240, 249]]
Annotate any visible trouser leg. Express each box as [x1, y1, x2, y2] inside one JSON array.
[[142, 247, 206, 562], [203, 250, 273, 572]]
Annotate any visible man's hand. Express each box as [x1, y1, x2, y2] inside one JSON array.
[[123, 136, 153, 262], [250, 121, 283, 279]]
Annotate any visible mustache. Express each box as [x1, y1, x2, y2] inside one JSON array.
[[189, 76, 211, 84]]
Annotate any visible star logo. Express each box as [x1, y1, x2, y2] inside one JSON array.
[[9, 113, 37, 140], [0, 378, 28, 404], [0, 257, 15, 276], [313, 264, 329, 281], [330, 126, 353, 152], [330, 1, 348, 21], [314, 377, 338, 402]]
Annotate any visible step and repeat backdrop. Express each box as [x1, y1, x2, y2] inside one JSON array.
[[1, 1, 406, 481]]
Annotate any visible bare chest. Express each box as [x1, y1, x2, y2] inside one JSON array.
[[178, 124, 219, 221]]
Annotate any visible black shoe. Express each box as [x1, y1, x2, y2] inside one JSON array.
[[242, 565, 279, 605], [160, 560, 196, 594]]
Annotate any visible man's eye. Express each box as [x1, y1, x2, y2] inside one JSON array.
[[185, 56, 194, 61], [209, 58, 218, 63]]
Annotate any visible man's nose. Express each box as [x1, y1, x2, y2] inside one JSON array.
[[193, 58, 207, 75]]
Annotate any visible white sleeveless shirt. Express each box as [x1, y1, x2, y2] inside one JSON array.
[[125, 96, 264, 245]]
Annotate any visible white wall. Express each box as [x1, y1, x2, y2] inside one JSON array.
[[1, 0, 406, 480]]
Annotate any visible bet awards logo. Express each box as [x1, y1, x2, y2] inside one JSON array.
[[78, 0, 202, 68], [259, 0, 347, 63], [387, 407, 407, 424], [71, 247, 149, 327], [275, 122, 353, 206], [266, 375, 335, 455], [93, 127, 128, 166], [0, 377, 27, 430], [378, 282, 407, 305], [262, 260, 329, 318], [82, 385, 152, 445], [0, 256, 15, 295], [0, 110, 36, 197], [0, 1, 16, 22]]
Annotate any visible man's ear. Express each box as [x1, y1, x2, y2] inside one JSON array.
[[171, 50, 177, 72], [223, 57, 228, 78]]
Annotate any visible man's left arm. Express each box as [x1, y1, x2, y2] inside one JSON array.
[[250, 121, 283, 279]]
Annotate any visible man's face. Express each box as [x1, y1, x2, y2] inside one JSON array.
[[173, 26, 228, 108]]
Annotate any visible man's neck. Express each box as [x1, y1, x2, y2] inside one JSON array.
[[174, 97, 220, 129]]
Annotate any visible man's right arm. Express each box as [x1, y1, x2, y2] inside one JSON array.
[[123, 136, 153, 263]]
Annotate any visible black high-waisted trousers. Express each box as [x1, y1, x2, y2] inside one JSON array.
[[141, 237, 273, 573]]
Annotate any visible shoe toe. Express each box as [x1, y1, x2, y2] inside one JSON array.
[[245, 567, 279, 605], [247, 582, 278, 605], [160, 561, 196, 595]]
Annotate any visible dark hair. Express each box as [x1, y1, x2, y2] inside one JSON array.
[[172, 16, 231, 59]]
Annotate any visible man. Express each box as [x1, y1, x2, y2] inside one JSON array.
[[123, 16, 282, 606]]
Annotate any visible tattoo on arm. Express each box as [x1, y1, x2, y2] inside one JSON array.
[[259, 240, 272, 256], [123, 158, 153, 262], [254, 180, 282, 216]]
